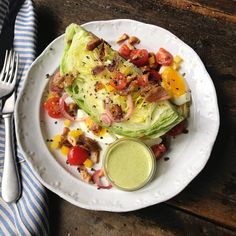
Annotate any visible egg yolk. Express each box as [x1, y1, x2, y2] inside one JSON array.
[[161, 67, 187, 98]]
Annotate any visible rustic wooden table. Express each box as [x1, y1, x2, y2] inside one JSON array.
[[34, 0, 236, 235]]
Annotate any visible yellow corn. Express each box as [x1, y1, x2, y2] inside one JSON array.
[[68, 129, 83, 138], [174, 55, 183, 64], [173, 55, 183, 70], [84, 159, 94, 168], [148, 52, 156, 65], [64, 119, 71, 127], [105, 84, 114, 92], [85, 118, 93, 129], [50, 141, 59, 149], [98, 127, 106, 137], [60, 145, 70, 156], [53, 135, 62, 143], [50, 135, 62, 149]]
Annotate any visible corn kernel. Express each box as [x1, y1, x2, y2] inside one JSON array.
[[85, 118, 93, 129], [173, 55, 183, 70], [98, 127, 106, 137], [148, 52, 156, 65], [53, 135, 62, 143], [174, 55, 183, 64], [50, 141, 59, 149], [105, 84, 114, 92], [68, 129, 83, 138], [61, 145, 70, 155], [84, 159, 94, 168], [64, 119, 71, 127]]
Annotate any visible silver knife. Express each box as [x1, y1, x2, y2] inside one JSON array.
[[1, 91, 21, 202]]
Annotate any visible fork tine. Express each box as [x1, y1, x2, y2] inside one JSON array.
[[10, 53, 18, 86], [7, 51, 16, 84], [4, 50, 13, 82], [0, 50, 9, 82]]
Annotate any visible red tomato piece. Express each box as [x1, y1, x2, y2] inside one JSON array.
[[118, 44, 131, 60], [67, 146, 89, 166], [151, 143, 167, 159], [156, 48, 173, 66], [149, 69, 161, 81], [110, 73, 127, 90], [130, 49, 149, 67], [44, 97, 63, 119], [168, 120, 186, 137], [136, 74, 149, 87]]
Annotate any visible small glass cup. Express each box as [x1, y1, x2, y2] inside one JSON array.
[[103, 138, 156, 191]]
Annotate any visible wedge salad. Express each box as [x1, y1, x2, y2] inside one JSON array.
[[43, 23, 191, 189]]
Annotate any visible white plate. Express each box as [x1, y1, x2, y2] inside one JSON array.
[[15, 19, 219, 212]]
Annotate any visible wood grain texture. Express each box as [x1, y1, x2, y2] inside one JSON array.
[[48, 192, 236, 236], [162, 0, 236, 22], [34, 0, 236, 234]]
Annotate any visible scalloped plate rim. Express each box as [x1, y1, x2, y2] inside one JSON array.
[[14, 19, 220, 212]]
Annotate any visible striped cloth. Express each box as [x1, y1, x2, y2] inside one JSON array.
[[0, 0, 49, 235]]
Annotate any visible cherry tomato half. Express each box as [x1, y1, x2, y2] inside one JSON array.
[[156, 48, 173, 66], [44, 97, 63, 119], [67, 146, 89, 166], [136, 74, 149, 87], [110, 73, 127, 90], [130, 49, 149, 67], [118, 44, 131, 60], [168, 120, 186, 137], [151, 143, 167, 159]]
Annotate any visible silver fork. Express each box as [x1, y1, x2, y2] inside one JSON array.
[[0, 50, 18, 99], [0, 50, 21, 203]]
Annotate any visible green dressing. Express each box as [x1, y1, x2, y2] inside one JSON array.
[[104, 139, 155, 191]]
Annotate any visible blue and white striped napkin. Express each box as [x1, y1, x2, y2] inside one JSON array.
[[0, 0, 49, 235]]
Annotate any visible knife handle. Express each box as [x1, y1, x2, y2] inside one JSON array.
[[2, 114, 21, 202]]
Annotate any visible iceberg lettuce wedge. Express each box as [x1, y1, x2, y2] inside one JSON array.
[[61, 23, 184, 138]]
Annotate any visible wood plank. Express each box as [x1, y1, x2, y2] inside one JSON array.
[[35, 0, 236, 231], [48, 192, 236, 236], [161, 0, 236, 22], [188, 0, 236, 15]]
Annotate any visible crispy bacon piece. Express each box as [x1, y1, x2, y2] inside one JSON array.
[[95, 81, 104, 91], [110, 104, 123, 120], [86, 37, 102, 51], [80, 167, 93, 183], [78, 135, 101, 163], [141, 84, 170, 103], [49, 69, 65, 93], [107, 57, 120, 72], [92, 65, 105, 75], [62, 74, 75, 87]]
